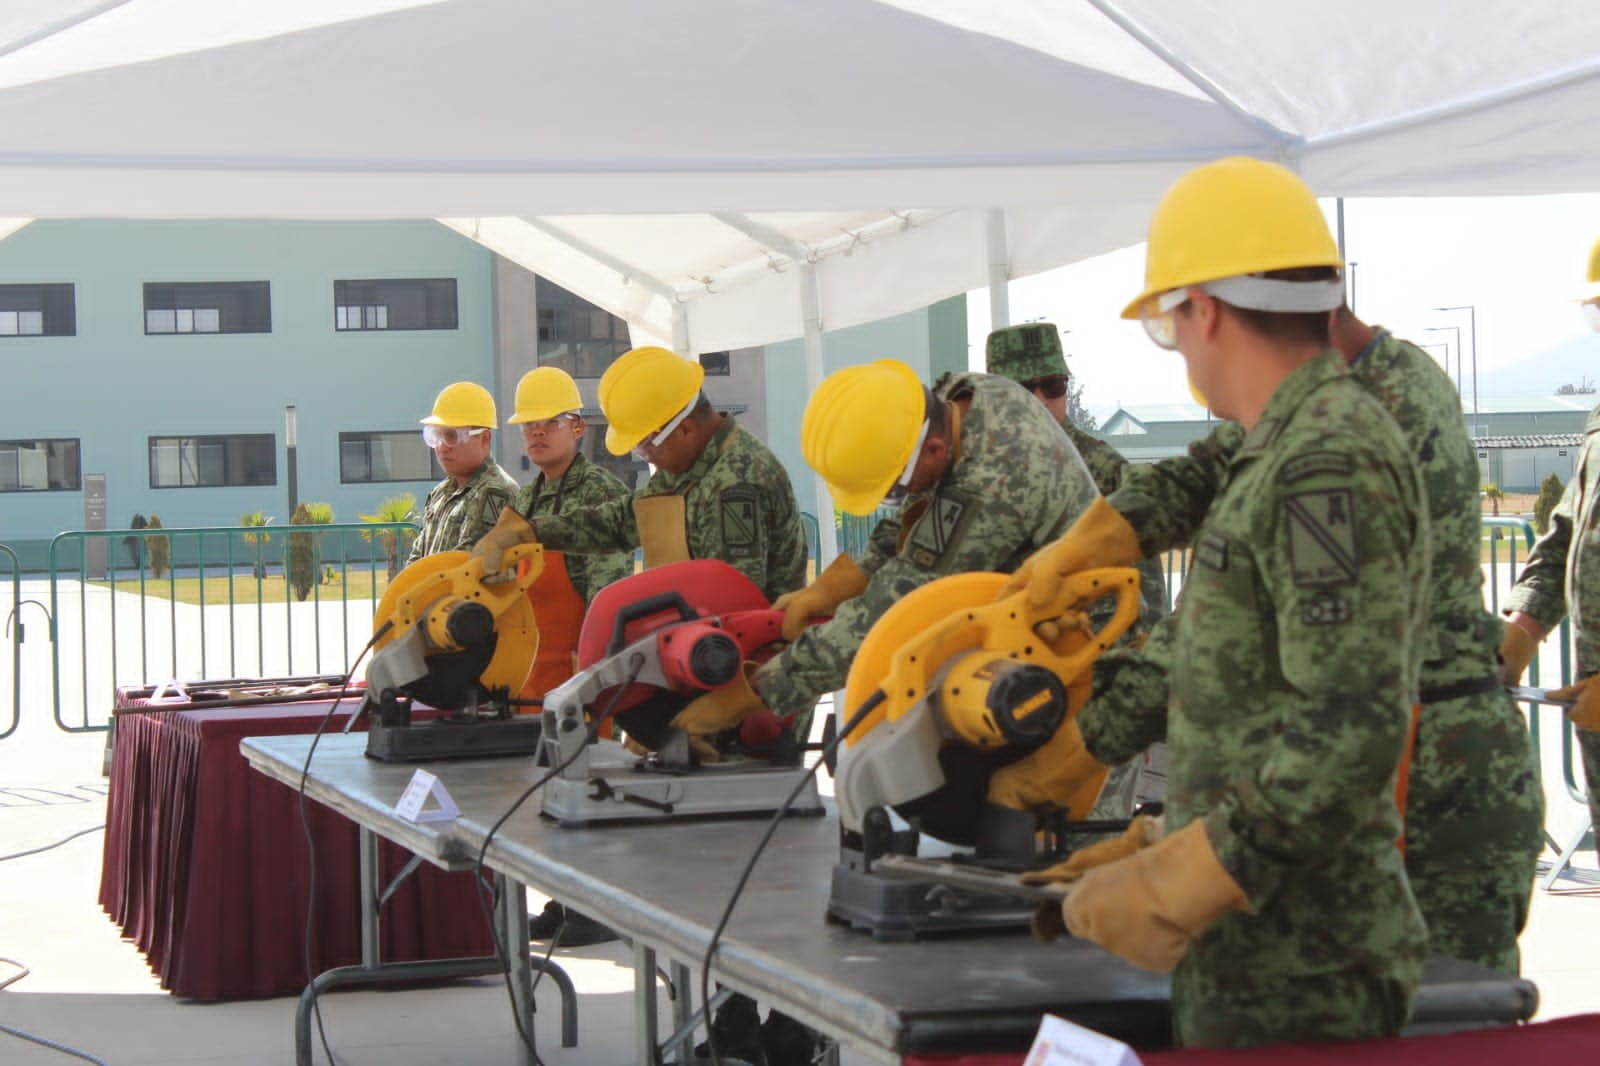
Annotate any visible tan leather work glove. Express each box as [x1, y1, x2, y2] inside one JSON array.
[[987, 718, 1109, 816], [1498, 617, 1541, 685], [1548, 676, 1600, 732], [470, 508, 541, 583], [999, 497, 1142, 611], [668, 664, 768, 741], [1022, 814, 1164, 888], [772, 554, 868, 641], [633, 495, 690, 568], [1062, 820, 1249, 973]]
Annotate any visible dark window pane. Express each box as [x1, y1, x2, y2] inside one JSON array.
[[338, 430, 442, 483], [0, 284, 76, 336], [0, 438, 80, 491], [148, 434, 276, 488], [143, 282, 271, 335], [700, 351, 731, 376]]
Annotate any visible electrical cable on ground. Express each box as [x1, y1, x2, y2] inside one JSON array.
[[0, 958, 111, 1065], [0, 824, 104, 862], [699, 690, 884, 1066]]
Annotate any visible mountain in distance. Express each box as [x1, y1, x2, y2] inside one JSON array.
[[1476, 333, 1600, 397]]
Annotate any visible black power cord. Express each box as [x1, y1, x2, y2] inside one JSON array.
[[469, 659, 645, 1066], [297, 625, 388, 1066], [699, 689, 885, 1066]]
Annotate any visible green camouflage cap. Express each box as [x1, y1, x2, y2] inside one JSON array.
[[985, 322, 1069, 383]]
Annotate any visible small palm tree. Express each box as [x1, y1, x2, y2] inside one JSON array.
[[146, 515, 170, 580], [360, 492, 416, 578], [1483, 483, 1505, 517], [240, 510, 273, 578], [287, 502, 335, 601]]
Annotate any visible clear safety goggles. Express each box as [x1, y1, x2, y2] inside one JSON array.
[[881, 418, 931, 508], [1583, 301, 1600, 334], [631, 399, 696, 460], [519, 413, 579, 434], [422, 425, 488, 449], [1139, 274, 1346, 351]]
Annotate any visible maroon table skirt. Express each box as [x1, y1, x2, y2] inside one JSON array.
[[99, 698, 495, 1000], [903, 1011, 1600, 1066]]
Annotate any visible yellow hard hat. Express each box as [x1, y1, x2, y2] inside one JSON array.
[[507, 366, 583, 424], [1122, 156, 1343, 320], [598, 346, 705, 455], [421, 381, 496, 428], [801, 359, 926, 516], [1578, 236, 1600, 302]]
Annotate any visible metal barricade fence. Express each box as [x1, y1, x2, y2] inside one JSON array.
[[1, 544, 21, 739], [46, 523, 416, 733]]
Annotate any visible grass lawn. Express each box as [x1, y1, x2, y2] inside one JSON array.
[[94, 569, 394, 606]]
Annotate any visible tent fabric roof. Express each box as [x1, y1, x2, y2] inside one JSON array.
[[2, 1, 1598, 351]]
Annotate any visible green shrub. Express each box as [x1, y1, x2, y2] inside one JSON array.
[[287, 503, 333, 600], [1534, 473, 1565, 536], [146, 515, 170, 579]]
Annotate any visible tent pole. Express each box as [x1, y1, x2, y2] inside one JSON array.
[[671, 302, 691, 356], [987, 209, 1011, 328], [801, 263, 840, 566]]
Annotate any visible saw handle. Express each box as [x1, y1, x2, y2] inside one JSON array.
[[604, 591, 699, 654]]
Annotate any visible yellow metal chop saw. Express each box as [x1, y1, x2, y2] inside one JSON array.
[[828, 565, 1141, 939], [359, 544, 549, 761]]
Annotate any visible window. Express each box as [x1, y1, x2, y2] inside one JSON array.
[[339, 430, 443, 483], [700, 351, 731, 376], [535, 278, 631, 378], [0, 438, 80, 491], [144, 282, 271, 334], [0, 284, 75, 337], [334, 278, 458, 331], [149, 434, 275, 488]]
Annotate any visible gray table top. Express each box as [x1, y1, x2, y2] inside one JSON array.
[[241, 733, 1538, 1058]]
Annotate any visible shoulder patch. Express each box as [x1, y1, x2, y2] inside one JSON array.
[[904, 490, 977, 570], [1279, 451, 1354, 484], [718, 487, 761, 558], [1284, 489, 1358, 586], [1193, 531, 1229, 572]]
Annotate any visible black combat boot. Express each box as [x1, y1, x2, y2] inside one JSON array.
[[693, 993, 765, 1065]]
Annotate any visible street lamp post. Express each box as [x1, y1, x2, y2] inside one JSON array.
[[285, 404, 299, 517], [1436, 305, 1478, 439], [1424, 325, 1462, 398]]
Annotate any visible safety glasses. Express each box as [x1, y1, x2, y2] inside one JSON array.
[[631, 400, 695, 460], [519, 414, 578, 434], [422, 425, 488, 448], [1140, 288, 1191, 351], [1020, 374, 1069, 400]]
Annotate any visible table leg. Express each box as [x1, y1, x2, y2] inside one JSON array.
[[358, 827, 380, 968], [636, 942, 660, 1065], [670, 960, 694, 1065], [498, 875, 537, 1066]]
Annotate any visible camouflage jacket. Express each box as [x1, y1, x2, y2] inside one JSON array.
[[406, 458, 519, 565], [532, 416, 807, 603], [753, 372, 1100, 715], [1149, 351, 1431, 984], [511, 453, 634, 603], [1505, 402, 1600, 674]]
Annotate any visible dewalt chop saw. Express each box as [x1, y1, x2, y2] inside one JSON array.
[[827, 565, 1141, 939], [359, 544, 548, 761], [538, 559, 826, 826]]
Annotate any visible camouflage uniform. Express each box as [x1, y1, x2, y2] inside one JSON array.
[[531, 415, 807, 604], [752, 372, 1101, 733], [1102, 351, 1432, 1046], [1082, 332, 1543, 974], [986, 323, 1168, 819], [406, 457, 519, 565], [1504, 399, 1600, 839], [510, 452, 634, 602]]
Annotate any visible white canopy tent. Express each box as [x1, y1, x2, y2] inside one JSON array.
[[3, 0, 1598, 555]]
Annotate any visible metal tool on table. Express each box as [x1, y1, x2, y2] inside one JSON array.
[[827, 566, 1141, 940], [539, 559, 826, 826], [359, 545, 550, 762], [1506, 685, 1575, 707]]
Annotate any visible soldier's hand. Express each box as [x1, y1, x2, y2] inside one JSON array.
[[1498, 617, 1541, 685], [773, 554, 868, 641], [1548, 676, 1600, 732], [470, 508, 540, 583], [1021, 814, 1163, 887], [668, 664, 767, 744], [998, 497, 1142, 611]]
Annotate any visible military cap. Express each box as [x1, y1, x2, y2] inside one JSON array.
[[985, 322, 1069, 383]]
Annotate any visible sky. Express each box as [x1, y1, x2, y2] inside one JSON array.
[[966, 192, 1600, 424]]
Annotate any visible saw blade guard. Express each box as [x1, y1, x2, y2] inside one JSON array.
[[836, 565, 1141, 839], [368, 545, 544, 708]]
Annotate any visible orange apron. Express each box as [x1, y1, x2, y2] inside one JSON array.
[[1395, 701, 1421, 854], [516, 550, 604, 731]]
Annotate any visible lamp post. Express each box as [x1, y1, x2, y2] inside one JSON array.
[[1418, 342, 1449, 371], [1436, 305, 1478, 439], [285, 404, 299, 517], [1425, 324, 1463, 398]]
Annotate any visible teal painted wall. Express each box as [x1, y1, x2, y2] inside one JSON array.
[[0, 220, 493, 567]]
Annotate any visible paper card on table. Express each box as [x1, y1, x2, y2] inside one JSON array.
[[1025, 1014, 1142, 1066], [394, 768, 460, 823]]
